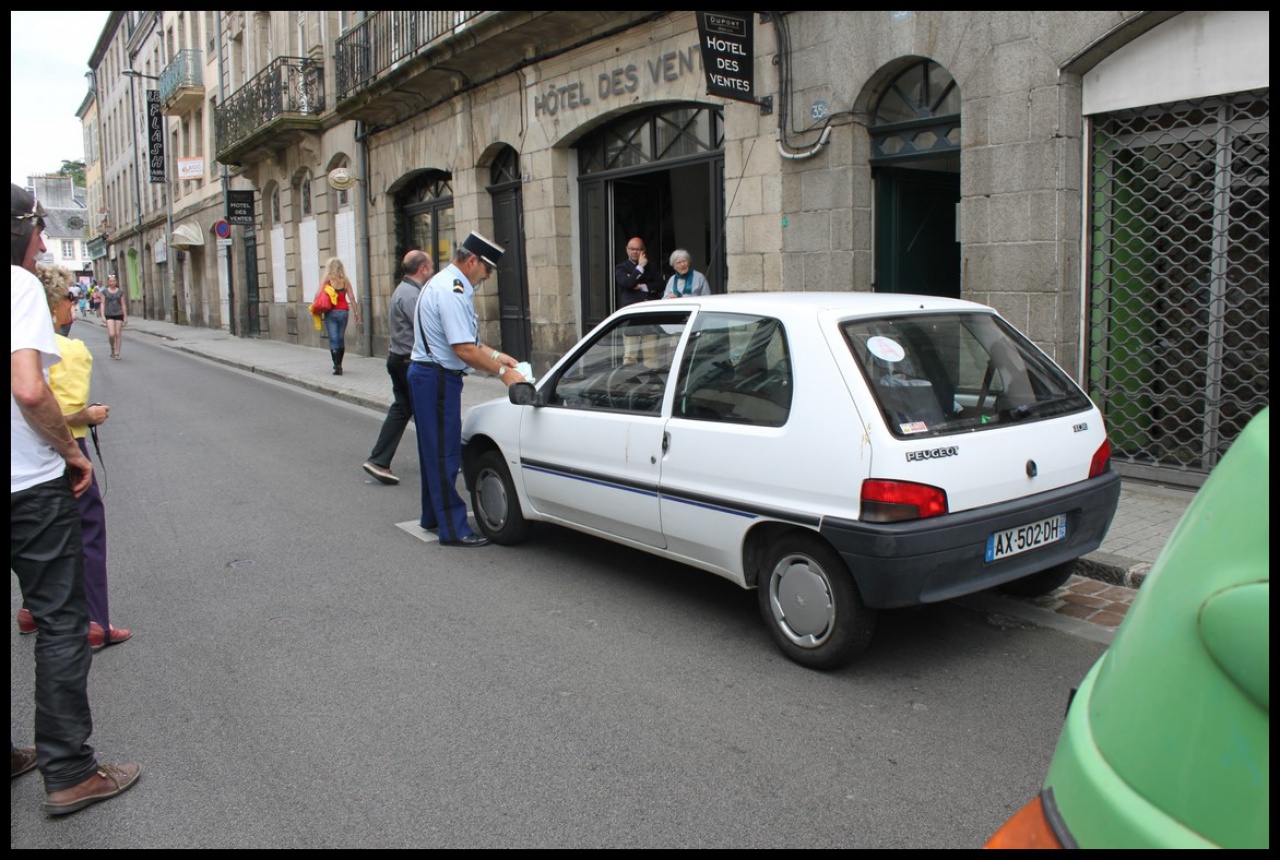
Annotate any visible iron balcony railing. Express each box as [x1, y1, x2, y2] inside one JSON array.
[[215, 56, 324, 155], [160, 49, 202, 103], [335, 11, 482, 101]]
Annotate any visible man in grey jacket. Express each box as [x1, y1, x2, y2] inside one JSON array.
[[363, 249, 434, 485]]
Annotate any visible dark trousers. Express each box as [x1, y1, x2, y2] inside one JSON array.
[[75, 437, 111, 629], [11, 476, 98, 791], [407, 363, 473, 541], [367, 353, 414, 468]]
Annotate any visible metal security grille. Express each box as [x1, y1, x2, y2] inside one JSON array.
[[1087, 90, 1270, 486]]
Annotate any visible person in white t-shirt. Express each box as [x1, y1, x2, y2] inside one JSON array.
[[10, 183, 140, 815]]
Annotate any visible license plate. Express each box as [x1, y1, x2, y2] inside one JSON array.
[[985, 514, 1067, 562]]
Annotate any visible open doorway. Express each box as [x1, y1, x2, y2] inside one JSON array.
[[869, 59, 962, 298], [577, 104, 725, 331]]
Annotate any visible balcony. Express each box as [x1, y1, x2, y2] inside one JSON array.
[[333, 11, 661, 127], [335, 12, 482, 102], [160, 49, 204, 115], [215, 57, 324, 166]]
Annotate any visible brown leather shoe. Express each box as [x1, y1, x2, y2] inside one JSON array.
[[11, 747, 37, 779], [88, 621, 132, 652], [17, 606, 35, 634], [44, 763, 142, 816]]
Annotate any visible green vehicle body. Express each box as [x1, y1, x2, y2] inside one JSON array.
[[1043, 407, 1269, 848]]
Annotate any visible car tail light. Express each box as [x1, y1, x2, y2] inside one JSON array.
[[1088, 438, 1112, 478], [984, 794, 1064, 849], [861, 479, 948, 522]]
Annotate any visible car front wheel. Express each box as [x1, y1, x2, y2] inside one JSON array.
[[471, 449, 532, 545], [757, 532, 875, 670]]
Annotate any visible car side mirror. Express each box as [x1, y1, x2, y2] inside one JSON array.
[[508, 381, 538, 406]]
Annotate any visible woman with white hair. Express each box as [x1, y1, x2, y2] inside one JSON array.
[[663, 249, 710, 298]]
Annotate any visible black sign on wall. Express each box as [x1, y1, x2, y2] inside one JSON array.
[[146, 90, 166, 183], [696, 12, 755, 104], [226, 190, 256, 226]]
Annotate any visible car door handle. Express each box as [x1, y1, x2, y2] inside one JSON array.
[[662, 431, 670, 453]]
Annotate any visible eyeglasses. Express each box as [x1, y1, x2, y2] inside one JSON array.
[[11, 199, 46, 235], [482, 262, 494, 276], [626, 246, 644, 252]]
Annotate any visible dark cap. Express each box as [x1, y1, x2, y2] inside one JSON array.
[[462, 231, 504, 269], [11, 183, 45, 236]]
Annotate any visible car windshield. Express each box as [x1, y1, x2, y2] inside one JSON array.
[[842, 312, 1092, 438]]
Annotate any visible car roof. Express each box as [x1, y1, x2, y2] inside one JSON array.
[[626, 291, 991, 317]]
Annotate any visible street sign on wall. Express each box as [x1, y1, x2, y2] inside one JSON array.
[[177, 157, 205, 179], [146, 90, 166, 183], [696, 12, 756, 104], [226, 190, 255, 225]]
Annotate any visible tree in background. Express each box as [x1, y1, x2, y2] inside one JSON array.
[[57, 159, 86, 187]]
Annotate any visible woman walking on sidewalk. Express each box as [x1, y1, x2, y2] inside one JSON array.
[[313, 257, 359, 375], [101, 274, 127, 359]]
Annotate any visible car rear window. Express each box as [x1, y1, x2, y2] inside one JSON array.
[[842, 312, 1092, 438]]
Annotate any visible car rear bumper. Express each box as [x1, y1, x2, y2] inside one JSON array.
[[819, 470, 1121, 608]]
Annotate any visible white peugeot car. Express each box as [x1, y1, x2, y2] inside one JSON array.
[[461, 293, 1119, 669]]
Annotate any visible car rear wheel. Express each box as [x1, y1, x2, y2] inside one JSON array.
[[471, 449, 532, 545], [999, 560, 1076, 597], [757, 532, 875, 670]]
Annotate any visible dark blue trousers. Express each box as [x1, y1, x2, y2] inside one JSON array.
[[407, 363, 474, 542], [11, 475, 98, 791]]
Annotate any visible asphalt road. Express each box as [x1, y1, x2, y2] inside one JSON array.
[[12, 323, 1105, 847]]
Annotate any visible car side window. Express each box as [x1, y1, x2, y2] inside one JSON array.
[[546, 312, 689, 414], [673, 313, 793, 427]]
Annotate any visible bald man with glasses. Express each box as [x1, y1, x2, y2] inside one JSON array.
[[614, 236, 665, 364]]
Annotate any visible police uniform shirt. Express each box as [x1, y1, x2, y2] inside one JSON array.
[[411, 263, 477, 371]]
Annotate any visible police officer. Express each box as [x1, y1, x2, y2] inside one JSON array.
[[408, 232, 526, 547]]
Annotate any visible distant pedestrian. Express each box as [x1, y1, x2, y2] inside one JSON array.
[[101, 275, 126, 359], [363, 249, 434, 485], [312, 256, 359, 376], [10, 182, 141, 816], [408, 232, 526, 547]]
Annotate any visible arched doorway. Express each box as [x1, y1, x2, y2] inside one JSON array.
[[576, 104, 725, 330], [395, 171, 454, 277], [487, 146, 532, 358], [870, 59, 962, 298]]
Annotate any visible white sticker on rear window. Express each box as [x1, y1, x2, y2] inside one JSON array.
[[899, 421, 929, 434], [867, 336, 905, 363]]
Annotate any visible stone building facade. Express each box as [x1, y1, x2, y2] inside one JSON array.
[[90, 11, 1269, 486]]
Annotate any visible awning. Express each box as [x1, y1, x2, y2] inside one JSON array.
[[170, 223, 205, 248]]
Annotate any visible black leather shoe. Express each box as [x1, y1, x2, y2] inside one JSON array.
[[440, 533, 491, 548]]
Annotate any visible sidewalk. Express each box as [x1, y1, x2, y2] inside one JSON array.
[[98, 314, 1195, 607]]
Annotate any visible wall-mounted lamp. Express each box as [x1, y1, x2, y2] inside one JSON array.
[[327, 167, 357, 190]]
